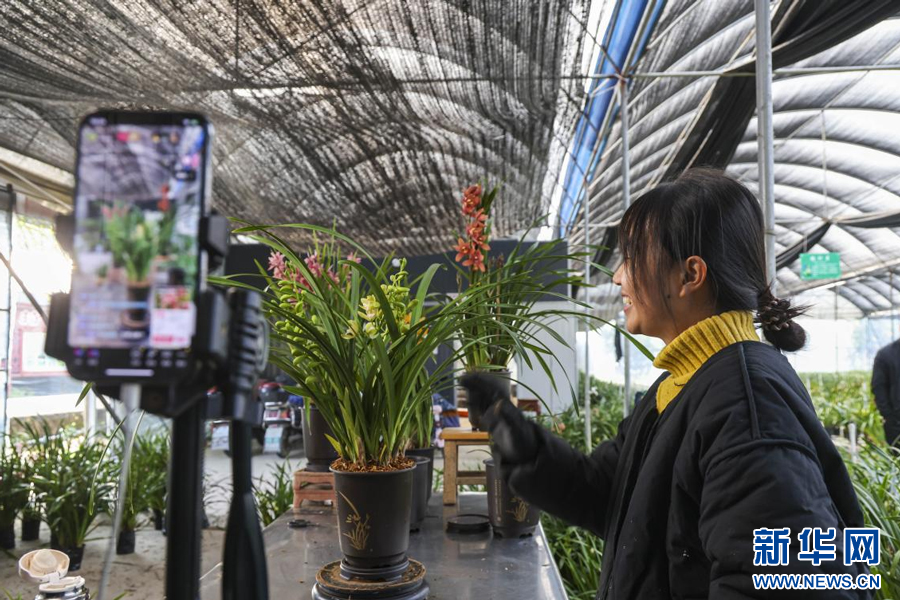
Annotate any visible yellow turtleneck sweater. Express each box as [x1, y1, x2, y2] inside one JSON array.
[[652, 310, 759, 413]]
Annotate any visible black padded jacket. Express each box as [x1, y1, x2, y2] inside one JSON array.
[[504, 341, 869, 599]]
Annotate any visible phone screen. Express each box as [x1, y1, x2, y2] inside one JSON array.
[[68, 113, 208, 355]]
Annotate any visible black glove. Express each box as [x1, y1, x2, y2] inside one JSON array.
[[460, 371, 508, 429], [459, 372, 540, 465]]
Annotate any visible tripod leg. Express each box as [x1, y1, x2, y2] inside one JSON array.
[[223, 421, 269, 600], [166, 399, 206, 600]]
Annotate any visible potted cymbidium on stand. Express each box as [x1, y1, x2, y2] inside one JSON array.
[[450, 182, 648, 536], [217, 224, 483, 600]]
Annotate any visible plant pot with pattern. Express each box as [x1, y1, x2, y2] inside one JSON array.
[[485, 458, 540, 538]]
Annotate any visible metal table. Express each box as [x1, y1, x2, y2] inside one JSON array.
[[200, 493, 568, 599]]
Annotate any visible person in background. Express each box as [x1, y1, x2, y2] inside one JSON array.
[[461, 169, 869, 599], [872, 336, 900, 447]]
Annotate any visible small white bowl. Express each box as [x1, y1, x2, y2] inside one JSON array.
[[18, 549, 70, 584]]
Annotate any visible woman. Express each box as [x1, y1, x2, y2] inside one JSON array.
[[462, 169, 868, 599]]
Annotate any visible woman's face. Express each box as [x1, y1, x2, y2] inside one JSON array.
[[612, 258, 715, 345], [612, 260, 682, 343]]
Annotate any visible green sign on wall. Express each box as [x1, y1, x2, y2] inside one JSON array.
[[800, 252, 841, 280]]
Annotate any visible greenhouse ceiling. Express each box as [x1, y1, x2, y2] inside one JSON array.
[[0, 0, 591, 254], [569, 0, 900, 319], [0, 0, 899, 318]]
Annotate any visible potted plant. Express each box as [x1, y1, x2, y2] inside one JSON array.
[[110, 430, 166, 555], [32, 428, 113, 571], [121, 213, 160, 328], [140, 431, 169, 531], [19, 456, 42, 542], [450, 183, 649, 426], [0, 437, 29, 550], [217, 224, 473, 581], [18, 419, 59, 542]]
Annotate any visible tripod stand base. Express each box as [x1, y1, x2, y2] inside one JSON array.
[[312, 559, 429, 600]]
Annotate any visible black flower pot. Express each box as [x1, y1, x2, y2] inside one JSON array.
[[331, 464, 414, 575], [409, 456, 431, 533], [117, 529, 136, 555], [0, 523, 14, 550], [153, 508, 165, 531], [21, 516, 41, 541], [52, 543, 86, 571], [303, 403, 339, 472], [406, 446, 435, 500], [464, 369, 510, 430], [485, 458, 540, 538]]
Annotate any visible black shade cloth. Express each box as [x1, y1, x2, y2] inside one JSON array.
[[662, 0, 899, 175], [0, 0, 590, 254], [775, 221, 830, 270]]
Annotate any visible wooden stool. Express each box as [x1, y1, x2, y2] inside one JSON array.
[[439, 427, 490, 505], [293, 469, 337, 510]]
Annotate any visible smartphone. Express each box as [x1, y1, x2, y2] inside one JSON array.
[[67, 110, 212, 382]]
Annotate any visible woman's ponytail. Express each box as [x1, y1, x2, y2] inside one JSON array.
[[757, 289, 808, 352]]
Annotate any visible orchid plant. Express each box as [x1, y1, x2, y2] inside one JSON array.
[[215, 224, 479, 470], [450, 182, 651, 395]]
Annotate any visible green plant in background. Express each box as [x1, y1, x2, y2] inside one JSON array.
[[536, 377, 639, 600], [31, 427, 114, 550], [409, 390, 434, 450], [802, 371, 883, 445], [139, 431, 169, 518], [254, 460, 295, 527], [542, 514, 604, 600], [0, 437, 29, 540], [843, 444, 900, 599], [18, 418, 73, 533]]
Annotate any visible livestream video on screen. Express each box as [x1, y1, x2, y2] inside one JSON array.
[[68, 121, 205, 350]]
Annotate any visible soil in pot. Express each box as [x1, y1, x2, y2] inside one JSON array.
[[406, 446, 435, 500], [485, 458, 540, 538], [21, 516, 41, 541], [117, 529, 136, 554], [331, 458, 414, 576], [302, 403, 339, 472], [409, 456, 431, 532], [0, 523, 14, 550], [123, 281, 151, 329]]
